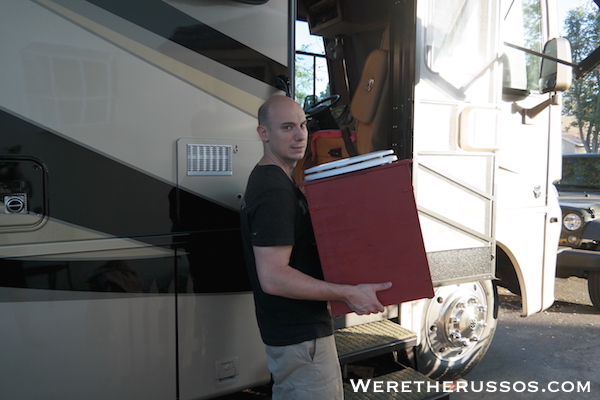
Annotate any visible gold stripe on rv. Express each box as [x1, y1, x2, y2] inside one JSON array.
[[37, 0, 263, 117]]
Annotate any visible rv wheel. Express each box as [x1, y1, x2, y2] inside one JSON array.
[[416, 280, 498, 381]]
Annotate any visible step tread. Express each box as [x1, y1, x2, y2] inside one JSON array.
[[344, 368, 449, 400], [335, 320, 417, 364]]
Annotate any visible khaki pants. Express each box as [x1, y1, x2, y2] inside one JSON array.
[[265, 335, 343, 400]]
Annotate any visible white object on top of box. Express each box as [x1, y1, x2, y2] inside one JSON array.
[[303, 150, 397, 181]]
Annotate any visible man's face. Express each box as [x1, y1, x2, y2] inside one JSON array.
[[259, 99, 308, 167]]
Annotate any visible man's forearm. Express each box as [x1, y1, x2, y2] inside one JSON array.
[[253, 245, 391, 315]]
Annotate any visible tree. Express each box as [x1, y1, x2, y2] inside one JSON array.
[[295, 45, 330, 107], [562, 4, 600, 153]]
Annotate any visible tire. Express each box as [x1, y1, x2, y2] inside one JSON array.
[[415, 280, 498, 381], [587, 271, 600, 311]]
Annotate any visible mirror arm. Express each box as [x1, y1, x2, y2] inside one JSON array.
[[504, 42, 577, 68], [512, 93, 561, 125], [575, 46, 600, 80]]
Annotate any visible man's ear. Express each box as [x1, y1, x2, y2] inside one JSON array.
[[257, 125, 269, 142]]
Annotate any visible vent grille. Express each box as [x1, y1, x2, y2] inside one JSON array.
[[187, 144, 233, 176]]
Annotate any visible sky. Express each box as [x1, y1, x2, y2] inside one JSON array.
[[557, 0, 596, 35], [295, 20, 324, 54]]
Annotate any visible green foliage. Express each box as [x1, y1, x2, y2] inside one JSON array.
[[295, 44, 330, 108], [295, 52, 315, 106], [562, 4, 600, 153]]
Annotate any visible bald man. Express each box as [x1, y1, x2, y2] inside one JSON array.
[[240, 95, 391, 399]]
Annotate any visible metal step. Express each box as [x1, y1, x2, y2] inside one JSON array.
[[335, 319, 417, 365], [343, 368, 450, 400]]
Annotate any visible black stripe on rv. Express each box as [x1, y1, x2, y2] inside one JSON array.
[[86, 0, 287, 87], [0, 109, 251, 295]]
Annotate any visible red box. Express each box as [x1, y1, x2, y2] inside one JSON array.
[[301, 159, 433, 316]]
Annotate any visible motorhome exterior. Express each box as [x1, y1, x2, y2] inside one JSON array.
[[0, 0, 589, 399]]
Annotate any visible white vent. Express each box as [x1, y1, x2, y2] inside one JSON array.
[[187, 144, 233, 176]]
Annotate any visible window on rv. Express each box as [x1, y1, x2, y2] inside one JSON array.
[[426, 0, 499, 101], [503, 0, 543, 94], [295, 20, 330, 108]]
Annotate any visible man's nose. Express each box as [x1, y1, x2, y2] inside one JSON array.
[[294, 126, 307, 140]]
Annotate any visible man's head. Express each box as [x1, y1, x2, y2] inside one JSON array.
[[256, 96, 308, 173]]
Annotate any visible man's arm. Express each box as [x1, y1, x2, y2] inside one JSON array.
[[253, 245, 392, 315]]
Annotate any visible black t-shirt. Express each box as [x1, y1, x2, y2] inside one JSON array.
[[240, 165, 333, 346]]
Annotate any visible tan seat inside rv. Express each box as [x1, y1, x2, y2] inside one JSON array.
[[351, 44, 389, 155], [309, 27, 390, 165]]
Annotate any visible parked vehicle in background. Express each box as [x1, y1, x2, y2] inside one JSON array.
[[556, 153, 600, 310]]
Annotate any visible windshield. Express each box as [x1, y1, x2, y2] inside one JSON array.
[[426, 0, 499, 101], [502, 0, 543, 93], [556, 156, 600, 188]]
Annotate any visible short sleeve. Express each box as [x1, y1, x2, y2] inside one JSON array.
[[249, 187, 297, 247]]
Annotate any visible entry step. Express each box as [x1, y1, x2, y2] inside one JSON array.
[[344, 368, 450, 400], [335, 319, 417, 365]]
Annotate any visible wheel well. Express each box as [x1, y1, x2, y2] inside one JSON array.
[[495, 245, 521, 296]]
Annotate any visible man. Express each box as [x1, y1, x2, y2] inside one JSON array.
[[240, 95, 391, 399]]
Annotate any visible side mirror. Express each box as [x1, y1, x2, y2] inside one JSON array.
[[539, 38, 572, 93]]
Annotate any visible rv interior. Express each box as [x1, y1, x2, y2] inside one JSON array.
[[295, 0, 398, 179]]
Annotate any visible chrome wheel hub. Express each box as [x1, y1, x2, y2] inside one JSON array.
[[425, 283, 490, 361]]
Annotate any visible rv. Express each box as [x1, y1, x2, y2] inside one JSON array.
[[1, 0, 595, 399]]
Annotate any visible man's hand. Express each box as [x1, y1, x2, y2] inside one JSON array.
[[343, 282, 392, 315]]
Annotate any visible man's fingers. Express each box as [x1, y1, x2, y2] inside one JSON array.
[[370, 282, 391, 312], [348, 282, 393, 315], [374, 282, 393, 292]]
